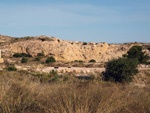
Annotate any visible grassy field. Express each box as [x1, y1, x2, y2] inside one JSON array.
[[0, 70, 150, 113]]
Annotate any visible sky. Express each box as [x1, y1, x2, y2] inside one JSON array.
[[0, 0, 150, 43]]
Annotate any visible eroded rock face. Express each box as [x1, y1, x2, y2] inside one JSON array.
[[0, 58, 4, 63], [0, 35, 150, 62]]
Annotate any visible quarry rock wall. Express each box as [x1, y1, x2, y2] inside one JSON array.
[[0, 35, 149, 62]]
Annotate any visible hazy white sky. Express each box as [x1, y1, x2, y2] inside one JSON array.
[[0, 0, 150, 43]]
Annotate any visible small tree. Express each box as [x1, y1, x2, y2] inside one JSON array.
[[89, 59, 96, 63], [104, 58, 138, 83], [21, 57, 28, 63], [46, 57, 56, 63], [127, 46, 149, 64]]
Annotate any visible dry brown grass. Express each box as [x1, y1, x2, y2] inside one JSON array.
[[0, 70, 150, 113]]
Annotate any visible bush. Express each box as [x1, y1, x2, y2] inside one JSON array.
[[13, 53, 32, 58], [13, 53, 22, 57], [7, 66, 17, 71], [37, 52, 44, 57], [74, 60, 84, 63], [127, 46, 149, 64], [39, 38, 46, 41], [45, 57, 56, 63], [89, 59, 96, 63], [21, 53, 32, 57], [83, 42, 87, 45], [35, 57, 41, 61], [25, 54, 32, 57], [104, 58, 138, 83], [21, 53, 27, 57], [21, 57, 28, 63], [79, 60, 83, 63]]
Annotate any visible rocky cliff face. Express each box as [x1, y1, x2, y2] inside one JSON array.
[[0, 35, 150, 62]]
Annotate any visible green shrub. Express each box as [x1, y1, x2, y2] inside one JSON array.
[[39, 38, 54, 41], [104, 58, 138, 83], [79, 60, 83, 63], [39, 38, 46, 41], [21, 53, 27, 57], [127, 46, 149, 64], [21, 53, 32, 57], [25, 54, 32, 57], [21, 57, 28, 63], [35, 57, 41, 61], [13, 53, 32, 58], [89, 59, 96, 63], [13, 53, 22, 57], [37, 52, 44, 57], [83, 42, 87, 45], [7, 66, 17, 71], [45, 57, 56, 63], [74, 60, 84, 63]]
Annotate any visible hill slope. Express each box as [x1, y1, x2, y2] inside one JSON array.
[[0, 35, 150, 62]]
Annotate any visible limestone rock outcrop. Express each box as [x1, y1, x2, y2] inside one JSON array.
[[0, 58, 4, 63], [0, 35, 150, 62]]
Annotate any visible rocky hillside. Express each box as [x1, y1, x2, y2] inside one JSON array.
[[0, 35, 150, 62]]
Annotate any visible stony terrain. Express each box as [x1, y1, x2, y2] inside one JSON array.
[[0, 35, 150, 113], [0, 35, 150, 62]]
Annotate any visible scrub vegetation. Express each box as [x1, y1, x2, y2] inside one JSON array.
[[0, 70, 150, 113]]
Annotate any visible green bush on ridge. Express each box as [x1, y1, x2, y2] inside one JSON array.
[[89, 59, 96, 63], [13, 53, 22, 57], [45, 57, 56, 64], [13, 53, 32, 58]]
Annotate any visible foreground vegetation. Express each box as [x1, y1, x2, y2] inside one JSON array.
[[104, 45, 150, 83], [0, 70, 150, 113]]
